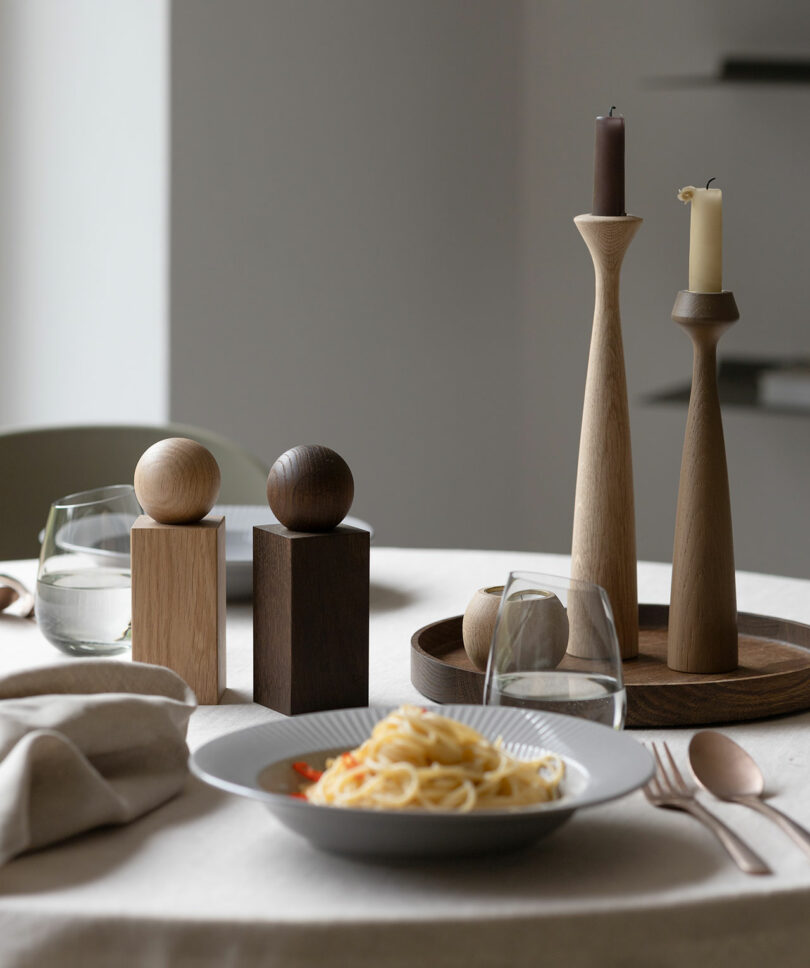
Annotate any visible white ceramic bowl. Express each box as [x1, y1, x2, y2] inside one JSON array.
[[214, 504, 373, 600]]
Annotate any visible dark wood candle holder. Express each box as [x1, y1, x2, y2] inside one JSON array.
[[668, 290, 739, 673]]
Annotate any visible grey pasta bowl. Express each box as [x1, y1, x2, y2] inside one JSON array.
[[189, 705, 653, 858]]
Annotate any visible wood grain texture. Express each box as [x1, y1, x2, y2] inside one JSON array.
[[134, 437, 221, 524], [570, 214, 642, 659], [411, 605, 810, 728], [131, 514, 226, 704], [266, 445, 354, 533], [461, 586, 503, 671], [668, 290, 739, 673], [253, 523, 369, 715]]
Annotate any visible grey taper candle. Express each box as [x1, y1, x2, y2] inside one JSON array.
[[592, 108, 625, 216]]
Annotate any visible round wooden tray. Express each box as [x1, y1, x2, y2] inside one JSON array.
[[410, 604, 810, 728]]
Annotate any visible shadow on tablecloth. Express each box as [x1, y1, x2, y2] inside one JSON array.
[[370, 582, 418, 613], [306, 812, 726, 898], [0, 776, 225, 895]]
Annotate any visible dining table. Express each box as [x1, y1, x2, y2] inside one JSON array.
[[1, 546, 810, 968]]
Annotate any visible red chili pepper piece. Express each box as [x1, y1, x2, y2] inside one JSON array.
[[288, 792, 308, 800], [292, 761, 323, 782]]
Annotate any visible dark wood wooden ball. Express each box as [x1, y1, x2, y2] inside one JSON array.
[[267, 445, 354, 532], [134, 437, 221, 524]]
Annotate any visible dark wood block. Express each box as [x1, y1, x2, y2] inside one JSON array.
[[131, 514, 226, 704], [253, 524, 369, 715]]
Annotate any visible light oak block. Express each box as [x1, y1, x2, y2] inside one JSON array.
[[570, 214, 641, 659], [131, 514, 226, 704]]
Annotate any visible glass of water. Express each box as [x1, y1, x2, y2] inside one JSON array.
[[36, 485, 141, 656], [483, 571, 626, 728]]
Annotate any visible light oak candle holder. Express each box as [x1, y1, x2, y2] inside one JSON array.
[[570, 214, 642, 660], [668, 290, 739, 673]]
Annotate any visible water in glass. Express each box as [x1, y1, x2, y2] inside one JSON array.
[[36, 568, 132, 655], [487, 671, 625, 728]]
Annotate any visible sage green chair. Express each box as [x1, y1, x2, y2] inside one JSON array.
[[0, 423, 270, 560]]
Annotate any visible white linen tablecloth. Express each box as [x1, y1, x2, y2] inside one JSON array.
[[1, 548, 810, 967]]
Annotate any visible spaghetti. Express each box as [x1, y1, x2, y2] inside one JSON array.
[[302, 705, 564, 812]]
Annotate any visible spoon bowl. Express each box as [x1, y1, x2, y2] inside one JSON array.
[[688, 730, 765, 799]]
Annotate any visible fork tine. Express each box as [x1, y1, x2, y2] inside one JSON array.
[[649, 742, 673, 794], [645, 774, 662, 797], [662, 742, 691, 795]]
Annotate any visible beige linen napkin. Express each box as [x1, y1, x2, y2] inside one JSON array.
[[0, 660, 196, 865]]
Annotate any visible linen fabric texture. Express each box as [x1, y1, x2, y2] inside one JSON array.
[[0, 660, 196, 865]]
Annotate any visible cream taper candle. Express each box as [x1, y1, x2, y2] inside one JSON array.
[[678, 181, 722, 292]]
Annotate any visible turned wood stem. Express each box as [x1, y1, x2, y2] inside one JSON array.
[[570, 215, 641, 660], [668, 290, 738, 673]]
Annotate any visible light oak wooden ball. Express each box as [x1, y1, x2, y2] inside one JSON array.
[[462, 586, 504, 671], [267, 444, 354, 532], [134, 437, 221, 524]]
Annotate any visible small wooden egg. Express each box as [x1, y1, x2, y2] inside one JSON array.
[[0, 585, 17, 611], [462, 586, 504, 671], [267, 444, 353, 532], [134, 437, 221, 524], [500, 590, 569, 670]]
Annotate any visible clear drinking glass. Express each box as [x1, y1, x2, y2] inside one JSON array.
[[36, 485, 141, 656], [483, 571, 626, 728]]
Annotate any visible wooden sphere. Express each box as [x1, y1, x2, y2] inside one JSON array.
[[462, 586, 504, 671], [267, 445, 353, 532], [134, 437, 221, 524], [0, 585, 17, 611]]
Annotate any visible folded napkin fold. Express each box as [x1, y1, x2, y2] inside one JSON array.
[[0, 661, 196, 865]]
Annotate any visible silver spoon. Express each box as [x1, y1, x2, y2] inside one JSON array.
[[689, 731, 810, 859]]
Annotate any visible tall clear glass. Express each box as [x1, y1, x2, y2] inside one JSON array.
[[36, 485, 141, 656], [483, 571, 626, 728]]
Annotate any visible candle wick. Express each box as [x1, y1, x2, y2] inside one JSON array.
[[706, 177, 717, 189], [608, 105, 616, 117]]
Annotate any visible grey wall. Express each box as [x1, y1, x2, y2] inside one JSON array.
[[170, 0, 522, 548], [520, 0, 810, 579], [170, 0, 810, 577]]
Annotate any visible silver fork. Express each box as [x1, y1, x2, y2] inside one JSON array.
[[643, 742, 771, 875]]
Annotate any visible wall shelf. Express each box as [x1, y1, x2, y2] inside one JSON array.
[[644, 357, 810, 416], [645, 56, 810, 89]]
